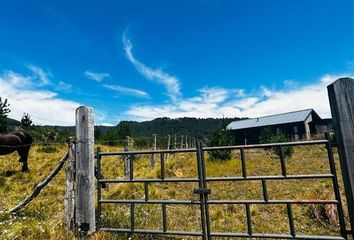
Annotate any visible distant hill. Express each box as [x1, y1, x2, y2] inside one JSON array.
[[6, 116, 245, 141], [114, 117, 244, 139]]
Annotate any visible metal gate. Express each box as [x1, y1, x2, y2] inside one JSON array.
[[96, 139, 348, 239]]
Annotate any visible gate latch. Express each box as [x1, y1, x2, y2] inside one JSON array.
[[193, 188, 211, 195]]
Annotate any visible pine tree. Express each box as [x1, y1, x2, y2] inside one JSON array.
[[21, 113, 33, 130], [0, 97, 11, 133], [207, 126, 233, 161], [117, 121, 131, 139]]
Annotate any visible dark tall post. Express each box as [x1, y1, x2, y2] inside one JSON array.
[[174, 134, 177, 149], [166, 134, 171, 159], [151, 134, 157, 169], [327, 77, 354, 237]]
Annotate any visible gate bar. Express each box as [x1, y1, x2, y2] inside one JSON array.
[[279, 146, 287, 176], [99, 174, 334, 183], [196, 141, 207, 240], [287, 203, 296, 237], [200, 142, 211, 240], [262, 179, 269, 202], [245, 203, 252, 236], [325, 134, 347, 238], [160, 153, 165, 180], [162, 203, 167, 232], [96, 147, 102, 229]]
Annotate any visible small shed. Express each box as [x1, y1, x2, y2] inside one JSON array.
[[226, 109, 328, 145]]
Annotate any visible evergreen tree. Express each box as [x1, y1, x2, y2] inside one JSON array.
[[21, 113, 33, 130], [207, 126, 233, 161], [0, 97, 11, 133], [117, 121, 131, 139]]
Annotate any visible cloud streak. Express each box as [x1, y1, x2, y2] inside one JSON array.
[[122, 32, 181, 102], [56, 81, 72, 93], [84, 70, 110, 82], [104, 84, 149, 98], [27, 64, 52, 86]]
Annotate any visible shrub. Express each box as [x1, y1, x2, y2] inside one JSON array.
[[260, 127, 294, 158], [134, 137, 150, 149], [207, 126, 233, 161], [37, 130, 59, 153]]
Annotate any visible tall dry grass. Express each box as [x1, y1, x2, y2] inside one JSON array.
[[0, 144, 350, 239]]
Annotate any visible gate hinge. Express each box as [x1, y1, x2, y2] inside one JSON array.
[[193, 188, 211, 195]]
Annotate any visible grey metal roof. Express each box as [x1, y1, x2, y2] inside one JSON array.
[[227, 109, 314, 130]]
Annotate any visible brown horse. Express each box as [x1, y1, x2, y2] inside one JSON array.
[[0, 131, 33, 172]]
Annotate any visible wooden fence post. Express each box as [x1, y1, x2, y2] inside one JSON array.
[[174, 134, 177, 149], [75, 106, 95, 236], [185, 135, 189, 148], [166, 134, 171, 159], [181, 135, 184, 149], [123, 136, 131, 178], [327, 77, 354, 237], [64, 138, 76, 232], [151, 134, 157, 169]]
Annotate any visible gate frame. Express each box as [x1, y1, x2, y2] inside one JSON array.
[[96, 139, 347, 240]]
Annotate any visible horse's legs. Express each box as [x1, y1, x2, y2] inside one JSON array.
[[17, 147, 30, 172]]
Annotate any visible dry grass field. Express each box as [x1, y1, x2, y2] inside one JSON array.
[[0, 143, 351, 240]]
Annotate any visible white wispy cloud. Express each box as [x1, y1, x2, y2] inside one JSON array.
[[56, 81, 72, 93], [0, 69, 80, 126], [124, 74, 352, 121], [103, 84, 149, 98], [27, 64, 52, 85], [84, 70, 110, 82], [122, 32, 181, 102]]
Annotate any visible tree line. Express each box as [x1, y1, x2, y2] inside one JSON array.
[[1, 98, 244, 156]]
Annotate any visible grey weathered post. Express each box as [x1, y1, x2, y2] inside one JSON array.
[[123, 136, 131, 178], [327, 77, 354, 237], [181, 135, 184, 149], [185, 135, 189, 148], [75, 106, 95, 236], [64, 138, 76, 231], [166, 134, 171, 159], [174, 134, 177, 149], [151, 134, 157, 169]]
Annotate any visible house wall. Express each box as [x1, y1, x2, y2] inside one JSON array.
[[232, 122, 306, 145]]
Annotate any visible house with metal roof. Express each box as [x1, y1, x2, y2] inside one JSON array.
[[226, 109, 331, 145]]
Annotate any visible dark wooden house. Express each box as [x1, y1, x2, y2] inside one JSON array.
[[226, 109, 330, 145]]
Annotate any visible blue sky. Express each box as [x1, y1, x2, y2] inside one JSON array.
[[0, 0, 353, 125]]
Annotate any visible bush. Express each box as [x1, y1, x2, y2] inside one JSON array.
[[260, 127, 294, 158], [134, 137, 150, 149], [37, 130, 59, 153], [270, 134, 294, 158], [207, 126, 233, 161]]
